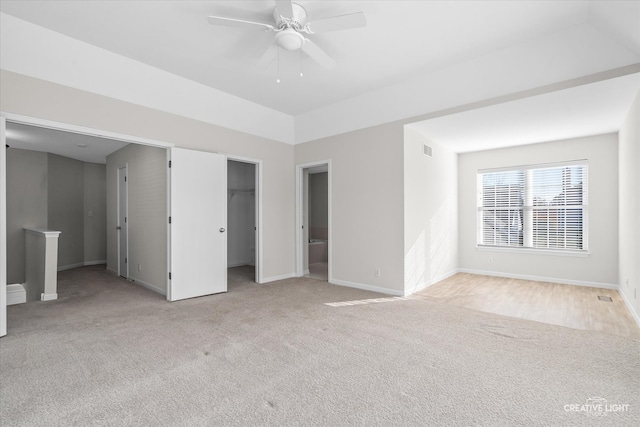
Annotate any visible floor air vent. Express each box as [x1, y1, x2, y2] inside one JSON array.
[[423, 144, 433, 157], [597, 296, 613, 302]]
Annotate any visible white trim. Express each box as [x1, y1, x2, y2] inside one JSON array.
[[0, 117, 6, 336], [57, 260, 107, 271], [129, 276, 166, 296], [618, 289, 640, 329], [7, 284, 26, 305], [330, 279, 404, 297], [227, 261, 254, 268], [1, 112, 174, 149], [40, 292, 58, 301], [225, 154, 263, 284], [478, 159, 588, 174], [457, 268, 618, 290], [261, 273, 296, 284], [476, 246, 590, 257], [295, 160, 332, 281]]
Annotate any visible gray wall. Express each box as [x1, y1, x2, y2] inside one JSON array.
[[619, 89, 640, 319], [295, 122, 405, 294], [84, 162, 107, 263], [6, 149, 48, 284], [308, 172, 328, 237], [227, 160, 256, 268], [106, 143, 167, 294], [47, 153, 84, 269], [6, 148, 107, 284], [458, 133, 619, 286]]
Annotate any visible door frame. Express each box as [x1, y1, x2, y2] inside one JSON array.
[[0, 112, 174, 324], [1, 117, 7, 337], [295, 160, 332, 280], [226, 154, 263, 284], [117, 164, 129, 278]]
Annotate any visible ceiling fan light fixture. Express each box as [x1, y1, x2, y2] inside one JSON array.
[[275, 28, 305, 51]]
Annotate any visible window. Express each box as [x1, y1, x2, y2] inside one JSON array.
[[477, 161, 588, 253]]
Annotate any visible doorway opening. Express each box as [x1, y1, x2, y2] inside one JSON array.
[[227, 158, 260, 287], [296, 161, 331, 282]]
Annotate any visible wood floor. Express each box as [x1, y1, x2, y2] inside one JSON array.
[[413, 273, 640, 339]]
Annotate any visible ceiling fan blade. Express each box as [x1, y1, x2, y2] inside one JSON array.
[[275, 0, 294, 18], [256, 43, 279, 69], [207, 15, 275, 31], [302, 39, 337, 69], [308, 12, 367, 33]]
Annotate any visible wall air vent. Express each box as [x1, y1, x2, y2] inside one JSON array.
[[423, 144, 433, 157]]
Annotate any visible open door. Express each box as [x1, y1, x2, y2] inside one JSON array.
[[169, 148, 227, 301], [0, 117, 7, 337], [117, 165, 128, 278]]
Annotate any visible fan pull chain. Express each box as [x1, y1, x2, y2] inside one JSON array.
[[299, 49, 304, 77], [276, 47, 281, 83]]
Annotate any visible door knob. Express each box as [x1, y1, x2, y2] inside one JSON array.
[[219, 227, 226, 233], [116, 226, 122, 230]]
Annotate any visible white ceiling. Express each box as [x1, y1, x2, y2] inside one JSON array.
[[408, 72, 640, 153], [1, 1, 639, 152], [6, 123, 128, 164]]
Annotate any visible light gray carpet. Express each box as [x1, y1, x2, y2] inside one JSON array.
[[1, 265, 638, 426]]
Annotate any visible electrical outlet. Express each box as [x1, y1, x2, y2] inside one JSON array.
[[488, 258, 494, 265], [375, 269, 381, 277], [137, 264, 141, 272]]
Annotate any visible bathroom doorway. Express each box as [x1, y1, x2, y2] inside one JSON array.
[[296, 161, 331, 282], [227, 159, 259, 286]]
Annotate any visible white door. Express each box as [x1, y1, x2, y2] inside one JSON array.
[[169, 148, 227, 301], [0, 118, 7, 337], [117, 165, 128, 278]]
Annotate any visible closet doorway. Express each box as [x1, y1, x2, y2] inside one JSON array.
[[227, 158, 260, 285]]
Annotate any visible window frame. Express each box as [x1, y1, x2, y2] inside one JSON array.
[[476, 160, 589, 256]]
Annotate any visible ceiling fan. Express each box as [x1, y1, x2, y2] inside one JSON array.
[[207, 0, 367, 70]]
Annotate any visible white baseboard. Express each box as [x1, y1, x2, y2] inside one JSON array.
[[261, 272, 296, 284], [618, 288, 640, 329], [41, 292, 57, 301], [228, 261, 253, 268], [58, 260, 107, 271], [128, 276, 166, 296], [330, 278, 404, 297], [403, 269, 459, 297], [7, 284, 26, 305], [457, 268, 618, 290]]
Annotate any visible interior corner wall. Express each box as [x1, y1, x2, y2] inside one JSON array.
[[1, 70, 295, 282], [294, 122, 405, 295], [5, 148, 48, 284], [106, 144, 167, 293], [403, 126, 458, 296], [47, 153, 84, 269], [618, 89, 640, 319], [458, 133, 619, 287]]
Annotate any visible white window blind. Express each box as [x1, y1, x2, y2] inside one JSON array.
[[477, 161, 588, 252]]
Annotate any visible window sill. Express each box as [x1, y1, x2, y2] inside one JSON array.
[[476, 245, 590, 257]]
